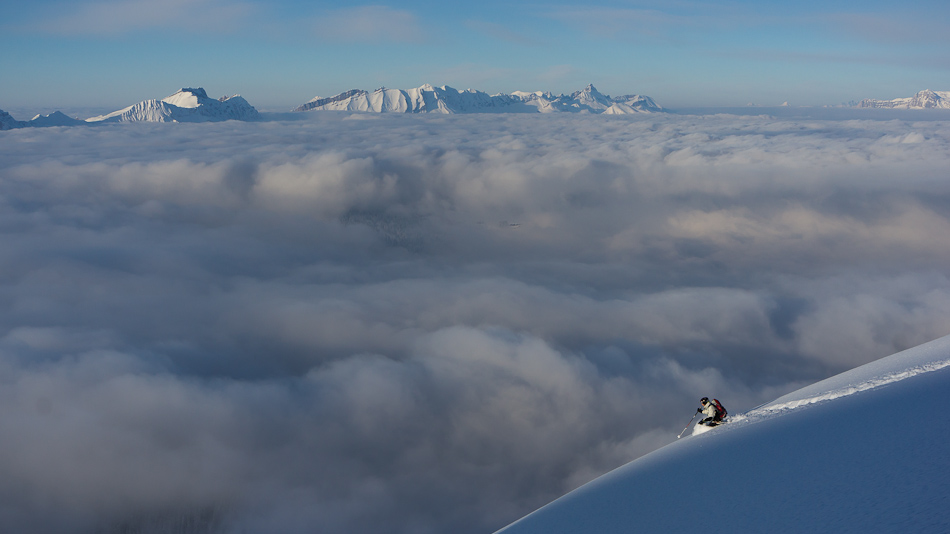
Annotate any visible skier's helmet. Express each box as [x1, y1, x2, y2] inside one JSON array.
[[700, 397, 709, 404]]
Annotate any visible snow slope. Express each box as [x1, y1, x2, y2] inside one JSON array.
[[496, 334, 950, 534], [86, 88, 260, 123], [857, 89, 950, 109], [294, 84, 662, 114]]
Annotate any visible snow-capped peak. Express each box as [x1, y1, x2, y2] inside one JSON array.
[[568, 84, 614, 111], [574, 83, 602, 98], [87, 87, 260, 123]]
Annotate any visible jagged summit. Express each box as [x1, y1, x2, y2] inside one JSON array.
[[856, 89, 950, 109], [294, 84, 663, 114], [571, 84, 613, 107], [87, 87, 260, 123]]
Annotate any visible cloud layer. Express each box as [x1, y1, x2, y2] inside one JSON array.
[[1, 112, 949, 533]]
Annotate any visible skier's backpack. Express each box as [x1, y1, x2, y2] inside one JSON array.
[[712, 399, 727, 420]]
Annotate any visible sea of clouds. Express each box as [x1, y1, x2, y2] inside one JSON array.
[[2, 111, 949, 533]]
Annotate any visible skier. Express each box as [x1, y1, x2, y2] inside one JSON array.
[[697, 397, 727, 426]]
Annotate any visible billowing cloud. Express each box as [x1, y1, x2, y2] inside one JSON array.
[[1, 111, 949, 533]]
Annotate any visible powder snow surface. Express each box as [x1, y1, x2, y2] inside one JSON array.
[[497, 334, 950, 534]]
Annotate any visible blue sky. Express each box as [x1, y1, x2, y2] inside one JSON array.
[[2, 0, 949, 110]]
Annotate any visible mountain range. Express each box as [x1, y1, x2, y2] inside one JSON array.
[[293, 84, 662, 114], [4, 86, 950, 131]]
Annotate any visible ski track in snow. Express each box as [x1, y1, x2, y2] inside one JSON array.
[[727, 357, 950, 427]]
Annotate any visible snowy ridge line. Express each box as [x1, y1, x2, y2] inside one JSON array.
[[856, 89, 950, 109], [732, 358, 950, 424], [293, 83, 663, 114]]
